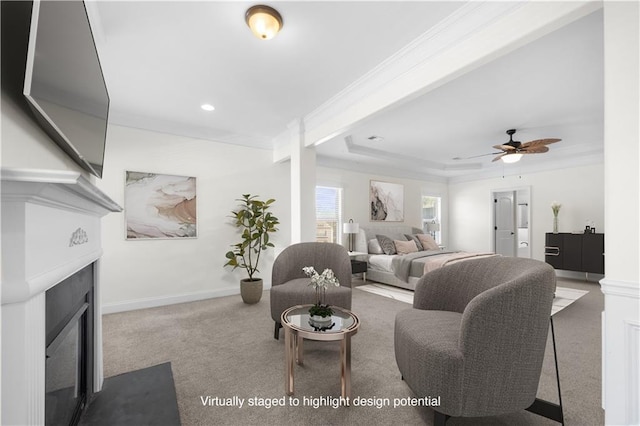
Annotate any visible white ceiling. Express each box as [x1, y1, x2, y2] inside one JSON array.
[[90, 1, 604, 182]]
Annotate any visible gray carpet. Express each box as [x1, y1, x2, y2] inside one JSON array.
[[101, 278, 604, 425]]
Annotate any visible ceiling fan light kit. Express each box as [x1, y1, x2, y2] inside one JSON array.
[[245, 5, 283, 40], [501, 153, 523, 163]]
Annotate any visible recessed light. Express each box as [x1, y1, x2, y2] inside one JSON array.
[[201, 104, 215, 111]]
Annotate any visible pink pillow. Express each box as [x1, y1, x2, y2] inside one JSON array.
[[417, 234, 439, 251], [394, 239, 418, 255]]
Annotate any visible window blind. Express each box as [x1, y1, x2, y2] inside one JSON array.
[[316, 186, 342, 243]]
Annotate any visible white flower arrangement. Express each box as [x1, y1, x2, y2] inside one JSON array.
[[303, 266, 340, 290], [551, 201, 562, 217], [303, 266, 340, 318]]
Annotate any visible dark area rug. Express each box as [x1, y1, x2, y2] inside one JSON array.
[[79, 362, 181, 426]]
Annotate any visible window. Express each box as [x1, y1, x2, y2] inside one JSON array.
[[316, 186, 342, 244], [422, 195, 442, 244]]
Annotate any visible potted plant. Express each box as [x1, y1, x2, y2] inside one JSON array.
[[224, 194, 279, 304]]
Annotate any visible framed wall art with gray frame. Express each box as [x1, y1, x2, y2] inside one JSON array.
[[125, 171, 197, 239], [370, 180, 404, 222]]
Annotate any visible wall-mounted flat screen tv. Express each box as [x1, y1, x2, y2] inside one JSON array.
[[23, 0, 109, 178]]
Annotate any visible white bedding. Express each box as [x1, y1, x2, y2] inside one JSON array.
[[367, 251, 498, 281], [368, 254, 395, 273]]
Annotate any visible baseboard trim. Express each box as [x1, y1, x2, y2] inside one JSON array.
[[554, 270, 604, 283], [102, 287, 242, 314]]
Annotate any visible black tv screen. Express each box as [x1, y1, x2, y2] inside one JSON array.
[[23, 0, 109, 178]]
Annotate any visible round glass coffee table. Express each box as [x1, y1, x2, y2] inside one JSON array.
[[281, 304, 360, 399]]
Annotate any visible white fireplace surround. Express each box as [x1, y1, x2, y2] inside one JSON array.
[[1, 168, 121, 425]]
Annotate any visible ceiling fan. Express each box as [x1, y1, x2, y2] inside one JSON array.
[[491, 129, 561, 163], [457, 129, 561, 163]]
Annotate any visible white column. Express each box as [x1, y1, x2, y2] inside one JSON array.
[[601, 3, 640, 425], [289, 119, 316, 243]]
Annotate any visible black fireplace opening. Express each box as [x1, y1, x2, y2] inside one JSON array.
[[45, 263, 95, 426]]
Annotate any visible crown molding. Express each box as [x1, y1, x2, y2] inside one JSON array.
[[108, 110, 273, 150], [344, 136, 482, 172], [316, 155, 448, 184]]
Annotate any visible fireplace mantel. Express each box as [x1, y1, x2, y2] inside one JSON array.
[[1, 168, 122, 304], [1, 168, 121, 425]]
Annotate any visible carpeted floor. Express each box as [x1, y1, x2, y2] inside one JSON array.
[[101, 277, 604, 425]]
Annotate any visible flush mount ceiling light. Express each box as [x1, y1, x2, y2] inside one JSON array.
[[245, 5, 283, 40], [200, 104, 215, 111]]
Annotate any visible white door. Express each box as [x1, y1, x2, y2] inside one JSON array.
[[494, 191, 516, 257]]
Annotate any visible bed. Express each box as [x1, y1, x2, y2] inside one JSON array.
[[354, 225, 496, 291]]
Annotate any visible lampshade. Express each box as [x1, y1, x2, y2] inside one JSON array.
[[426, 222, 440, 232], [502, 153, 523, 164], [343, 220, 360, 234], [245, 5, 283, 40]]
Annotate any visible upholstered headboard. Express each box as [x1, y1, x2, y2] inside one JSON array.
[[355, 225, 424, 253]]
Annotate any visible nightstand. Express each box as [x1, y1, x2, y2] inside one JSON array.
[[350, 259, 367, 281]]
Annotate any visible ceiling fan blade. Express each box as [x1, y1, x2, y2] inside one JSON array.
[[453, 152, 502, 160], [492, 152, 508, 162], [522, 145, 550, 154], [520, 138, 561, 148], [464, 152, 501, 159], [492, 144, 516, 151]]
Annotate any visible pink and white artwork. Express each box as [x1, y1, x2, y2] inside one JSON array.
[[125, 171, 197, 239], [370, 180, 404, 222]]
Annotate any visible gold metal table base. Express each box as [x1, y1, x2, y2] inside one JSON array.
[[282, 305, 359, 400]]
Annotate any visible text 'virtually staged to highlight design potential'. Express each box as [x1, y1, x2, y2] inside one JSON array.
[[1, 1, 638, 426]]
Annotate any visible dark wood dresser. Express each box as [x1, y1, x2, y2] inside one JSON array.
[[544, 232, 604, 276]]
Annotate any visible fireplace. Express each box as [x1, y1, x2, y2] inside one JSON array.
[[45, 263, 95, 425], [1, 169, 121, 425]]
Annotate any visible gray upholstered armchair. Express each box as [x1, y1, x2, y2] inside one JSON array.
[[394, 256, 556, 424], [270, 242, 352, 339]]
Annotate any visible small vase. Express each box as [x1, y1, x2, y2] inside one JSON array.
[[553, 216, 558, 234]]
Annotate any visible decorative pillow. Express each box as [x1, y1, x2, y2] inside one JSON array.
[[376, 234, 397, 255], [367, 238, 384, 254], [404, 234, 424, 251], [417, 233, 439, 251], [394, 239, 418, 255]]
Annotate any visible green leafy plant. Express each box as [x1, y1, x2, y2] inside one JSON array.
[[308, 303, 334, 318], [224, 194, 279, 281]]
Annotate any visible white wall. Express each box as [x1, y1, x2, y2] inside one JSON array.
[[97, 125, 291, 313], [448, 163, 605, 262], [317, 166, 448, 246], [1, 91, 87, 175]]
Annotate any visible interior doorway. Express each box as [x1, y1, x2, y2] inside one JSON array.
[[492, 187, 531, 258]]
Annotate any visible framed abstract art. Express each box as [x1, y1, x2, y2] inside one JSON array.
[[125, 171, 197, 239], [370, 180, 404, 222]]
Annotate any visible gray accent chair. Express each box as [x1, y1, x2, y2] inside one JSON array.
[[271, 242, 352, 339], [394, 256, 556, 424]]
